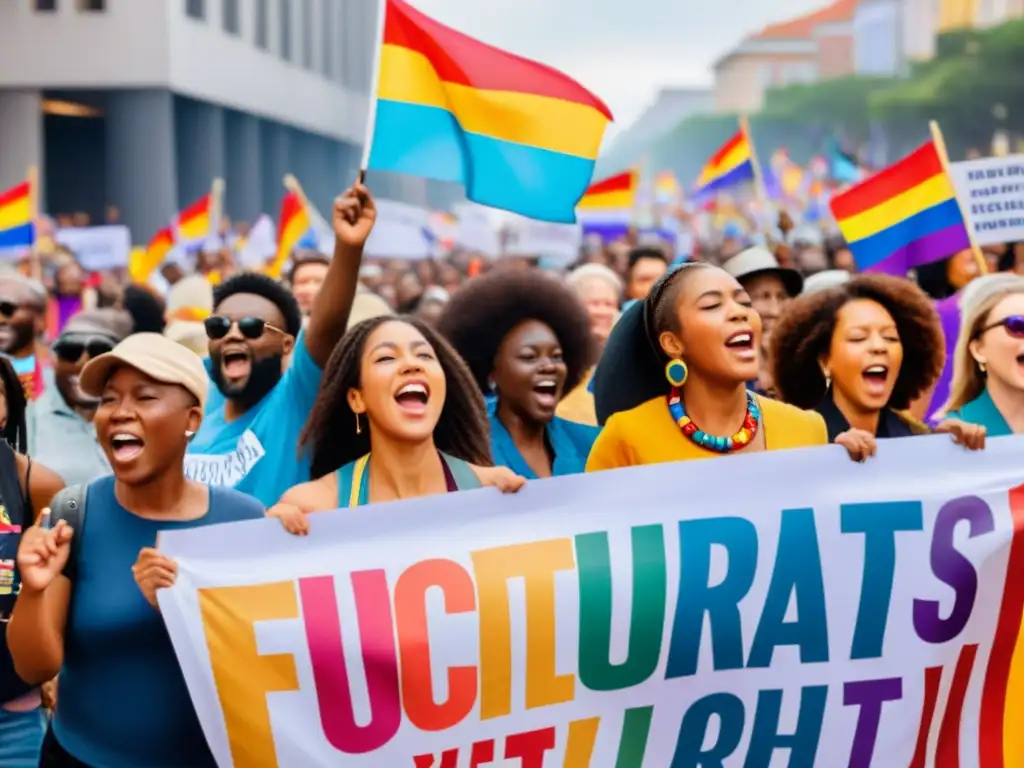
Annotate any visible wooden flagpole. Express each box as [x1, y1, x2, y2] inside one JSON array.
[[929, 120, 988, 275], [739, 115, 776, 242]]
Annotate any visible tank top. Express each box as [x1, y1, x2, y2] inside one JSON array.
[[0, 440, 32, 703], [335, 451, 480, 507]]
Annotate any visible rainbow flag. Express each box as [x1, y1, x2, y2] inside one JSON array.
[[692, 131, 755, 200], [365, 0, 612, 223], [0, 181, 34, 249], [131, 227, 175, 283], [575, 170, 639, 240], [268, 191, 310, 278], [576, 170, 637, 214], [830, 141, 970, 275], [176, 194, 214, 245]]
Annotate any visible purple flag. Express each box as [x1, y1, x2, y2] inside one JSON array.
[[926, 292, 961, 422]]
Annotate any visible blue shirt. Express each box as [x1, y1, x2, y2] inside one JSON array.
[[186, 330, 322, 506], [488, 407, 600, 479], [948, 389, 1013, 437], [53, 476, 265, 768]]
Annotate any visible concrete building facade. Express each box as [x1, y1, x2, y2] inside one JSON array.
[[712, 0, 860, 114], [0, 0, 458, 243]]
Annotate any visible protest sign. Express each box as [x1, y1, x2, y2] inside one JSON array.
[[160, 436, 1024, 767], [364, 199, 431, 260], [56, 225, 132, 270], [453, 203, 500, 258], [504, 217, 582, 266], [949, 154, 1024, 245]]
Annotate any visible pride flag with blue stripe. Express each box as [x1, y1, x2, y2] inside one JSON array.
[[365, 0, 613, 223], [830, 140, 970, 275], [0, 181, 34, 249], [692, 130, 755, 200]]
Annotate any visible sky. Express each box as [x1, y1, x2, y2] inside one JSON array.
[[413, 0, 830, 142]]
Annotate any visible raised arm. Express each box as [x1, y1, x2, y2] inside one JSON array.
[[304, 182, 378, 367]]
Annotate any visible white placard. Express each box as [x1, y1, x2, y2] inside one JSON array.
[[238, 214, 277, 269], [505, 217, 582, 266], [453, 203, 500, 257], [56, 225, 132, 270], [364, 199, 431, 260], [159, 435, 1024, 767], [949, 154, 1024, 245]]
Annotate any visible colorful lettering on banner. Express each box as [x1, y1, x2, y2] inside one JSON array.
[[159, 436, 1024, 767]]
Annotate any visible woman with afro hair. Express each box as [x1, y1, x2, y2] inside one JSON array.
[[770, 273, 985, 450], [437, 270, 601, 478]]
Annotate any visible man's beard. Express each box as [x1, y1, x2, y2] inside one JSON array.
[[211, 353, 283, 410], [0, 322, 35, 356]]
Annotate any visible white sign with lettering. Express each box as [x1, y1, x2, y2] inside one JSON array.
[[949, 154, 1024, 245]]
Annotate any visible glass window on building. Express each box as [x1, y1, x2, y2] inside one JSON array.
[[185, 0, 204, 20], [280, 0, 293, 61], [255, 0, 268, 49], [302, 0, 314, 70], [78, 0, 104, 10], [35, 0, 58, 10], [222, 0, 239, 34]]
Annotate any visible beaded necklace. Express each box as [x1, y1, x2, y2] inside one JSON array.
[[667, 389, 761, 453]]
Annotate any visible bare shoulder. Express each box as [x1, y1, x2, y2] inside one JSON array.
[[17, 453, 65, 519], [277, 475, 340, 513]]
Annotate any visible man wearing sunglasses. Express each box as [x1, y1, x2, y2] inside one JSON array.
[[0, 277, 49, 402], [26, 310, 133, 487], [185, 183, 377, 506]]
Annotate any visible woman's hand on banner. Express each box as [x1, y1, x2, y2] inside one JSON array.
[[935, 418, 987, 451], [268, 503, 310, 536], [16, 510, 72, 594], [834, 428, 877, 463], [333, 182, 377, 249], [132, 547, 178, 611], [472, 465, 527, 494]]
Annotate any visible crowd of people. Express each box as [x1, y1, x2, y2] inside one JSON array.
[[0, 178, 1019, 767]]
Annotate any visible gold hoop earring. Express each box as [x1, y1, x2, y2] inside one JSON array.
[[355, 413, 362, 434]]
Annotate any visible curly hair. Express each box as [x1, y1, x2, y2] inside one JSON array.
[[123, 284, 166, 334], [213, 272, 303, 337], [299, 315, 492, 479], [770, 273, 944, 410], [435, 270, 596, 395], [0, 357, 27, 453]]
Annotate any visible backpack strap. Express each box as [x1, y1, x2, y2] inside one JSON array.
[[47, 483, 88, 582]]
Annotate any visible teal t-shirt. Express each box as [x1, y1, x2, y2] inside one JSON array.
[[52, 476, 265, 767], [186, 330, 322, 506]]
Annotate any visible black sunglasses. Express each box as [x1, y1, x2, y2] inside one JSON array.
[[976, 314, 1024, 339], [0, 300, 19, 318], [53, 336, 115, 363], [203, 315, 285, 341]]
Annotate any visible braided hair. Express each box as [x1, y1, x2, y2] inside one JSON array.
[[300, 315, 493, 479], [0, 357, 28, 453]]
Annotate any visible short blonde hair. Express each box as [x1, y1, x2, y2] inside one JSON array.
[[942, 274, 1024, 414], [566, 263, 622, 300]]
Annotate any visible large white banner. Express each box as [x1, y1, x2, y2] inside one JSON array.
[[949, 154, 1024, 246], [160, 436, 1024, 767]]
